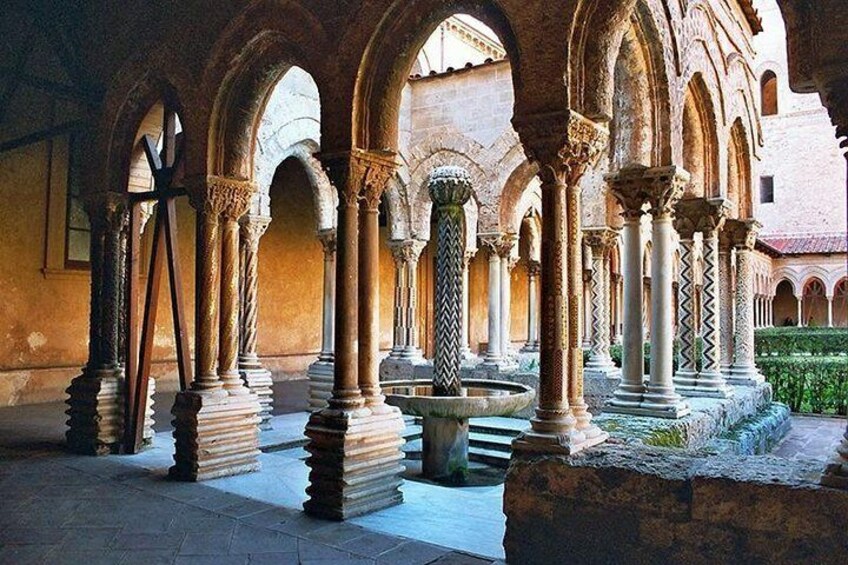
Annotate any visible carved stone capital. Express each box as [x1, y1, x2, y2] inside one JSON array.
[[429, 165, 473, 209], [583, 227, 619, 254], [185, 175, 256, 220], [606, 165, 688, 221], [388, 239, 427, 265], [319, 149, 398, 209], [821, 77, 848, 156], [527, 260, 542, 277], [513, 110, 609, 186], [674, 197, 731, 239], [316, 228, 337, 256], [239, 215, 271, 249], [83, 191, 129, 233], [724, 218, 762, 250], [479, 232, 518, 258]]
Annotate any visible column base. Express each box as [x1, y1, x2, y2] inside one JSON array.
[[520, 342, 540, 353], [303, 403, 405, 520], [240, 367, 274, 430], [307, 360, 334, 410], [169, 388, 262, 481], [512, 424, 608, 456], [380, 355, 426, 381], [605, 383, 690, 419], [675, 370, 735, 398], [422, 417, 469, 483], [726, 366, 765, 386], [605, 381, 647, 410], [65, 368, 156, 455], [584, 364, 622, 380], [821, 440, 848, 489]]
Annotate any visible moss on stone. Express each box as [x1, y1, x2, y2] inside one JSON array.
[[644, 426, 686, 448]]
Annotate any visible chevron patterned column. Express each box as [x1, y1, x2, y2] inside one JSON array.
[[584, 227, 620, 379]]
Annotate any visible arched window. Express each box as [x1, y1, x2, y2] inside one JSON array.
[[761, 71, 778, 116]]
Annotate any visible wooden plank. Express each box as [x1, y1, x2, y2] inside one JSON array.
[[165, 197, 193, 391], [0, 120, 84, 154], [163, 107, 177, 169], [127, 208, 165, 453], [123, 203, 142, 453], [141, 134, 162, 174]]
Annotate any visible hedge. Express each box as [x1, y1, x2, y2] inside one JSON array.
[[757, 356, 848, 415], [606, 339, 702, 374], [755, 327, 848, 357]]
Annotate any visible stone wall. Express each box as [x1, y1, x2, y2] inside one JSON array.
[[504, 446, 848, 564]]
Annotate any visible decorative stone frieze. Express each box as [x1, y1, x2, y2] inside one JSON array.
[[509, 110, 609, 454]]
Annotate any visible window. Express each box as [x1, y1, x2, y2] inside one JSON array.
[[64, 135, 90, 267], [759, 176, 774, 204], [761, 71, 778, 116]]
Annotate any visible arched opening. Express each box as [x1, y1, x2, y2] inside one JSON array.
[[681, 74, 719, 198], [761, 70, 778, 116], [727, 118, 753, 219], [802, 278, 828, 327], [774, 279, 798, 326]]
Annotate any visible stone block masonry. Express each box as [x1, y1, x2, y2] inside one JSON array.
[[504, 446, 848, 564]]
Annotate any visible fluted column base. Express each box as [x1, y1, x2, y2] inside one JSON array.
[[727, 365, 766, 386], [65, 368, 156, 455], [307, 359, 334, 410], [169, 389, 261, 481], [240, 362, 273, 430], [303, 405, 405, 520], [674, 370, 734, 398]]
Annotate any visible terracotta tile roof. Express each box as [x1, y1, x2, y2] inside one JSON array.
[[759, 233, 848, 255]]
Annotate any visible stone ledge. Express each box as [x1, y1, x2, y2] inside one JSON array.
[[504, 445, 848, 564]]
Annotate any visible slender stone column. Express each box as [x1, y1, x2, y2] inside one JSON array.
[[718, 233, 735, 373], [238, 215, 273, 429], [511, 110, 608, 454], [611, 273, 623, 343], [459, 250, 476, 359], [796, 296, 803, 326], [66, 193, 128, 455], [500, 238, 518, 360], [584, 227, 620, 378], [386, 240, 427, 362], [479, 234, 503, 367], [827, 296, 834, 327], [642, 168, 690, 417], [726, 219, 765, 386], [171, 176, 261, 481], [606, 178, 647, 410], [304, 150, 404, 520], [307, 229, 336, 409], [674, 198, 732, 397], [605, 165, 689, 418], [522, 261, 541, 352]]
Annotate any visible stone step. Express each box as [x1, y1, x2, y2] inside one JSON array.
[[708, 402, 792, 456], [469, 446, 511, 468], [469, 417, 526, 438], [469, 431, 514, 452]]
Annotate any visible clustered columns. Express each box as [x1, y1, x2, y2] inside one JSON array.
[[171, 176, 262, 482], [387, 239, 427, 362], [307, 229, 337, 409], [304, 150, 405, 520], [511, 110, 608, 454], [605, 165, 690, 418], [478, 232, 517, 369], [673, 198, 733, 398], [725, 219, 765, 387], [583, 227, 621, 378], [521, 260, 541, 352], [238, 214, 273, 429], [66, 192, 131, 454]]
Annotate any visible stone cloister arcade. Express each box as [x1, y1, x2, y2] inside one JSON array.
[[57, 0, 847, 561]]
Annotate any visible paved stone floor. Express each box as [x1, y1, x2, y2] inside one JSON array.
[[771, 414, 846, 460], [1, 381, 845, 565]]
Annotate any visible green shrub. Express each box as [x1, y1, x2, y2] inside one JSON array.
[[755, 327, 848, 357], [605, 339, 702, 374], [757, 355, 848, 415]]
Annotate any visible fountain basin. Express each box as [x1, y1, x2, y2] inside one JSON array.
[[382, 379, 535, 483], [382, 379, 535, 419]]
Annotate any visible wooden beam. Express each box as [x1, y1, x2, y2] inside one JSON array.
[[164, 197, 193, 391], [123, 204, 142, 454], [0, 120, 84, 154]]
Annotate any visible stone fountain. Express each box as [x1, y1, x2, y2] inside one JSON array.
[[383, 166, 534, 483]]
